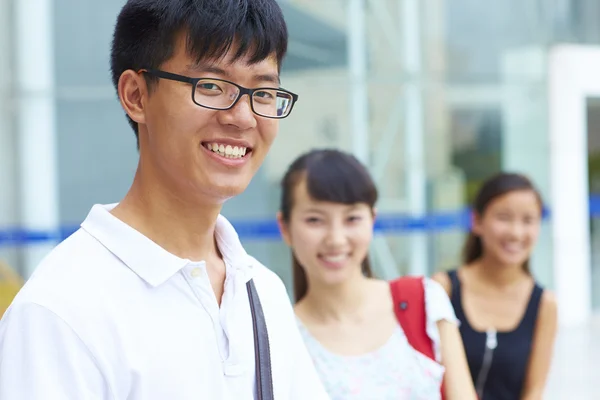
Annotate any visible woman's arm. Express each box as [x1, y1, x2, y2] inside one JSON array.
[[520, 290, 558, 400], [424, 278, 475, 399], [438, 320, 478, 400]]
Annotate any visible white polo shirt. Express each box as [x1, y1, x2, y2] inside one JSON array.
[[0, 204, 329, 400]]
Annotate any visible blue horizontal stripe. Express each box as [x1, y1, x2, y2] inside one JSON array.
[[0, 210, 472, 246], [229, 208, 474, 240], [6, 191, 600, 246], [589, 194, 600, 216], [0, 204, 562, 246]]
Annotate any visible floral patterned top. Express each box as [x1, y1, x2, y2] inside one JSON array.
[[296, 278, 458, 400]]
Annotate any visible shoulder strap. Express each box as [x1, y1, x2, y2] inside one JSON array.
[[519, 283, 544, 333], [247, 279, 274, 400], [389, 276, 435, 360], [446, 269, 464, 317], [446, 269, 459, 294]]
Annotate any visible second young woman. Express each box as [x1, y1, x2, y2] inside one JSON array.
[[433, 173, 558, 400], [277, 149, 477, 400]]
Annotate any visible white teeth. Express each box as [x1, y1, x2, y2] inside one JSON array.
[[204, 143, 248, 159], [322, 254, 347, 263]]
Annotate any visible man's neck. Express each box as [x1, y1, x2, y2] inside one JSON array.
[[111, 166, 222, 262]]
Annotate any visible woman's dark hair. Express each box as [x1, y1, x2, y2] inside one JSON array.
[[279, 149, 378, 302], [463, 172, 543, 273]]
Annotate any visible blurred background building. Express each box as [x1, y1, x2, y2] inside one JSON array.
[[1, 1, 600, 395]]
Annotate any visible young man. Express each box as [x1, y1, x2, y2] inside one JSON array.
[[0, 1, 329, 399]]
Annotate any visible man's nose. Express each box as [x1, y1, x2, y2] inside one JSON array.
[[218, 94, 257, 131]]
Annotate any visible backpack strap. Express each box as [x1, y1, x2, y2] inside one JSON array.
[[390, 276, 435, 360], [390, 276, 445, 399]]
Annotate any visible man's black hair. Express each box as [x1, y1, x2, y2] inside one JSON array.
[[110, 0, 289, 145]]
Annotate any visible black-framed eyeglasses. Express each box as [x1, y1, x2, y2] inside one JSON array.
[[139, 69, 298, 119]]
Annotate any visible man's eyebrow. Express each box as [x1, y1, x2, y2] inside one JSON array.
[[254, 73, 281, 86], [186, 64, 280, 86], [186, 64, 229, 77]]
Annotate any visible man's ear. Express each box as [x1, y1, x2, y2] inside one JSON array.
[[118, 69, 148, 126], [276, 211, 292, 246]]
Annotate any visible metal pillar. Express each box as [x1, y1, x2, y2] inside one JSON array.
[[348, 0, 403, 279], [15, 0, 60, 277], [347, 0, 370, 165], [347, 0, 429, 277], [402, 0, 428, 275]]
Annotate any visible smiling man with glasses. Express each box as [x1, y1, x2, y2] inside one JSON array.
[[0, 1, 328, 400]]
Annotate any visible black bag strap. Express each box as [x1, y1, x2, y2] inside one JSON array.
[[247, 279, 274, 400]]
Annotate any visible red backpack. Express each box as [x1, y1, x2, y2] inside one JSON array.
[[390, 276, 446, 400]]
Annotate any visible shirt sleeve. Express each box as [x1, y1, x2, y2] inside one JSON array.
[[267, 279, 329, 400], [0, 301, 113, 400], [424, 277, 459, 362], [289, 311, 331, 400]]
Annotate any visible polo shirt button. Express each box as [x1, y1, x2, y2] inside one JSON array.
[[190, 268, 202, 278]]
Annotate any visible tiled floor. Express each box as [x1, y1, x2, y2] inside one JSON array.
[[544, 314, 599, 399]]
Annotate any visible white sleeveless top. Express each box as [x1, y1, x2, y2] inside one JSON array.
[[296, 278, 458, 400]]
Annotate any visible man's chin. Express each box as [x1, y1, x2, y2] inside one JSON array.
[[209, 182, 251, 203]]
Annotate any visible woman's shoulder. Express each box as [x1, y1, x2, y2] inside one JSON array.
[[537, 287, 557, 317], [293, 299, 311, 326], [432, 266, 468, 295], [423, 277, 457, 319], [431, 270, 453, 296]]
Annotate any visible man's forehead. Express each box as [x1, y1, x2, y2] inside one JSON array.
[[189, 47, 278, 68], [186, 54, 280, 84]]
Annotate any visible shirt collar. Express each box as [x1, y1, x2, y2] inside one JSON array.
[[80, 204, 255, 287]]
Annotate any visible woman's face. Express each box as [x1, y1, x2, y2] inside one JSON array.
[[278, 178, 375, 288], [473, 189, 542, 267]]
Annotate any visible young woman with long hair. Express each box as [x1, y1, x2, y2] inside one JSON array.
[[277, 149, 477, 400], [433, 173, 558, 400]]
